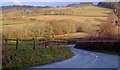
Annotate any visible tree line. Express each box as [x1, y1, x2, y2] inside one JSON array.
[[98, 2, 117, 9]]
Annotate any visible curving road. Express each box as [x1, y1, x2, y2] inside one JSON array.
[[31, 44, 119, 68]]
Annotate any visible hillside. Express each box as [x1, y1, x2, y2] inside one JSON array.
[[116, 2, 120, 23], [98, 2, 117, 9], [2, 5, 114, 39], [2, 5, 112, 19]]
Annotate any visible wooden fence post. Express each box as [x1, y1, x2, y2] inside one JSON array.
[[39, 40, 41, 46], [66, 40, 68, 45], [56, 39, 58, 45], [16, 38, 19, 50], [4, 38, 8, 48], [45, 40, 47, 48], [33, 38, 35, 50]]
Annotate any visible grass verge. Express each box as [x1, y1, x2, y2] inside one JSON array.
[[3, 45, 74, 69]]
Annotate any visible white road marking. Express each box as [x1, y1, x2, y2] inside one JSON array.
[[91, 53, 95, 56], [74, 49, 98, 64], [90, 53, 98, 63]]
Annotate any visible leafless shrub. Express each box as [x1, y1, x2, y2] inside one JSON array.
[[99, 22, 118, 39]]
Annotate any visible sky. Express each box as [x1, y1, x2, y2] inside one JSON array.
[[1, 2, 99, 6], [1, 0, 119, 6]]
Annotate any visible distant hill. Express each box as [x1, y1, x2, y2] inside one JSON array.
[[80, 2, 93, 5], [98, 2, 120, 21], [2, 5, 51, 9], [66, 2, 93, 7], [98, 2, 117, 9]]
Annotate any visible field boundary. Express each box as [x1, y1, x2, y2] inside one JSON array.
[[2, 38, 68, 50], [75, 40, 119, 52]]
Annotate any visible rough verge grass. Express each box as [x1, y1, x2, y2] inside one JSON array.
[[2, 43, 74, 69]]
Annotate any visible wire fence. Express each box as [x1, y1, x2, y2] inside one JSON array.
[[2, 38, 68, 50]]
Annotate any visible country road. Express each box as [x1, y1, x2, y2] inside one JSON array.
[[30, 44, 119, 68]]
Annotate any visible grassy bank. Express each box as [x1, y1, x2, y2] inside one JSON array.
[[3, 42, 74, 69]]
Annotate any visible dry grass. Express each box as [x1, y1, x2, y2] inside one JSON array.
[[31, 15, 107, 23], [51, 32, 89, 39], [2, 6, 112, 18], [2, 15, 108, 39], [100, 22, 118, 39], [3, 19, 88, 39], [2, 5, 113, 39]]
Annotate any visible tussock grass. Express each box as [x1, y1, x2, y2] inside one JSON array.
[[3, 19, 89, 39], [2, 16, 108, 39]]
